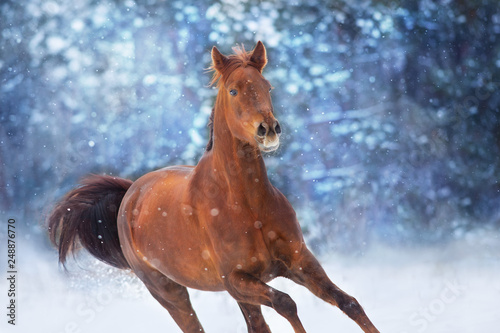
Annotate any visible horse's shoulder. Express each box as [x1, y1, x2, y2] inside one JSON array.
[[269, 186, 296, 216]]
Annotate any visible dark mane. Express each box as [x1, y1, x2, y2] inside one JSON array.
[[205, 107, 215, 151]]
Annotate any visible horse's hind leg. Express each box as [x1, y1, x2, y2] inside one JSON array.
[[237, 302, 271, 333], [227, 272, 306, 333], [136, 266, 204, 333], [148, 286, 204, 333]]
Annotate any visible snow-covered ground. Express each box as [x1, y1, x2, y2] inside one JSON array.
[[1, 229, 499, 333]]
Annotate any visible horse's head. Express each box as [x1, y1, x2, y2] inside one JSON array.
[[211, 41, 281, 152]]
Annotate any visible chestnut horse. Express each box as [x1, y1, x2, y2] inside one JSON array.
[[48, 41, 379, 333]]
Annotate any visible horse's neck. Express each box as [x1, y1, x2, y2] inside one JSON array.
[[198, 99, 274, 204], [214, 140, 270, 189]]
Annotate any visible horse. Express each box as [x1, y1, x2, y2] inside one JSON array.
[[48, 41, 379, 333]]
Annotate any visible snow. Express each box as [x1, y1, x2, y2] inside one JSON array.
[[325, 70, 351, 84], [142, 75, 157, 86], [1, 231, 499, 333], [47, 36, 67, 54]]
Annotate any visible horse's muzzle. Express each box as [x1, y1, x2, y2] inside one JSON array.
[[255, 120, 281, 152]]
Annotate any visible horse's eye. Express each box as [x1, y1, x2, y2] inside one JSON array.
[[229, 89, 238, 96], [269, 87, 272, 92]]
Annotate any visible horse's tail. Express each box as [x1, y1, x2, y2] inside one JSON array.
[[47, 175, 133, 269]]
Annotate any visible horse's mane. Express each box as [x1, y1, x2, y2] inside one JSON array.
[[206, 44, 263, 152], [205, 107, 215, 151]]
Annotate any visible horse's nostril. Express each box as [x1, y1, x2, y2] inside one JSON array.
[[257, 123, 267, 137], [275, 122, 282, 135]]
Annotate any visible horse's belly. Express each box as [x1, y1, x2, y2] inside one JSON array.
[[144, 242, 226, 291]]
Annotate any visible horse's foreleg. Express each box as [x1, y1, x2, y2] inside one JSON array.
[[227, 272, 306, 333], [237, 302, 272, 333], [287, 248, 379, 333]]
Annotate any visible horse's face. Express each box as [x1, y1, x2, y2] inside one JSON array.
[[224, 66, 281, 152], [212, 42, 281, 153]]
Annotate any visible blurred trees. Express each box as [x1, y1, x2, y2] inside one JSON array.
[[1, 0, 499, 249]]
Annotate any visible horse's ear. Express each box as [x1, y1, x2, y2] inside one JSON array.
[[250, 41, 267, 72], [211, 46, 228, 72]]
